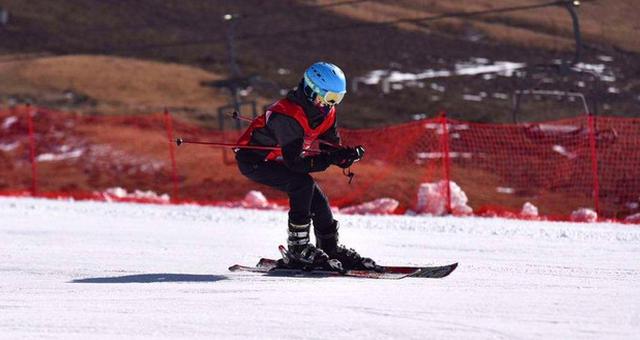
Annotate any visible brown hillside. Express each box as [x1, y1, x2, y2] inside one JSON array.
[[0, 1, 638, 126], [319, 0, 640, 53], [0, 55, 232, 115]]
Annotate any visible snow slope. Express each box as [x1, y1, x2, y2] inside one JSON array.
[[1, 197, 639, 339]]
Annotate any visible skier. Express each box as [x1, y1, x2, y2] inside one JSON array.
[[235, 62, 380, 272]]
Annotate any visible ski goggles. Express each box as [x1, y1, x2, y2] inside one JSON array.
[[316, 90, 345, 106]]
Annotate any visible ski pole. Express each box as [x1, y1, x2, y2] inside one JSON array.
[[227, 111, 342, 149], [175, 138, 323, 153], [176, 138, 278, 150], [175, 137, 357, 184]]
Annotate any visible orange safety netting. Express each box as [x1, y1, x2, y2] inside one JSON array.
[[1, 106, 638, 222]]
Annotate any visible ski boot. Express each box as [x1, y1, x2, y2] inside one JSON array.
[[315, 220, 383, 272], [277, 220, 344, 273]]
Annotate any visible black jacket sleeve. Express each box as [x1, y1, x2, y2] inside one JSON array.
[[281, 138, 332, 173], [267, 113, 332, 173], [318, 118, 341, 152]]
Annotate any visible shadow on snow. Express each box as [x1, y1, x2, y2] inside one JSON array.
[[70, 273, 228, 283]]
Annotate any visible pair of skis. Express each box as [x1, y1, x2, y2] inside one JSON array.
[[229, 247, 458, 280]]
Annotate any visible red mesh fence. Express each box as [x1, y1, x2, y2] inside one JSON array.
[[1, 106, 639, 222], [446, 117, 598, 218]]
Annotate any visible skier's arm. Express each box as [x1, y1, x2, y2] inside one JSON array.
[[316, 117, 365, 167], [281, 138, 332, 173], [318, 119, 341, 151], [268, 114, 331, 173]]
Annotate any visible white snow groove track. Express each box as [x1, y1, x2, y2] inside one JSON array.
[[1, 197, 639, 339]]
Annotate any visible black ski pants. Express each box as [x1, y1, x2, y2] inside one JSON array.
[[237, 160, 335, 233]]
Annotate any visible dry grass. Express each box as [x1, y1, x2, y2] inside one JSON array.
[[308, 0, 640, 53], [0, 55, 231, 114]]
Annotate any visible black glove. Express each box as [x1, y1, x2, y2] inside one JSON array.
[[330, 145, 365, 168]]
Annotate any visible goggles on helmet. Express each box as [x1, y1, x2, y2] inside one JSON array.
[[303, 73, 346, 106], [316, 90, 345, 106]]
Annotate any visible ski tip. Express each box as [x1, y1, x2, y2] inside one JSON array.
[[446, 262, 459, 275], [228, 264, 241, 272], [434, 262, 459, 278], [408, 262, 459, 278]]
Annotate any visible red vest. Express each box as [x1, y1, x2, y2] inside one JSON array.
[[236, 98, 336, 161]]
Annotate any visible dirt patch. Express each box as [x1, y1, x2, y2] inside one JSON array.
[[319, 0, 640, 53], [1, 55, 230, 114]]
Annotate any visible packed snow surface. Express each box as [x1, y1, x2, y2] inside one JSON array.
[[1, 197, 639, 339]]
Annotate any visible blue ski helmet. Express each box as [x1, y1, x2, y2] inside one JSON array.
[[302, 62, 347, 106]]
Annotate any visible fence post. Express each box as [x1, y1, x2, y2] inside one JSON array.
[[163, 108, 179, 202], [587, 113, 600, 215], [440, 111, 452, 214], [26, 104, 38, 196]]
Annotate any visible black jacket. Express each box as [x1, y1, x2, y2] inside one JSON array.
[[236, 87, 341, 173]]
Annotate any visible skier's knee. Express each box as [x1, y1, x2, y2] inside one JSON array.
[[290, 173, 315, 192], [300, 174, 314, 187]]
